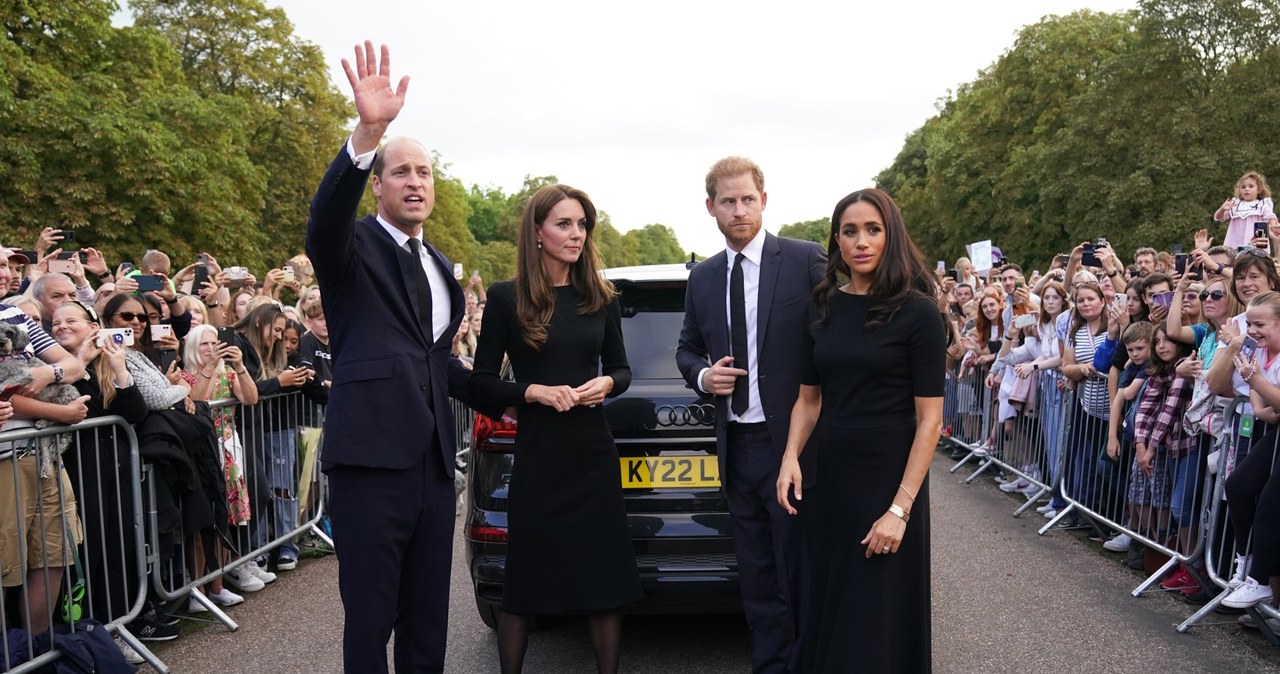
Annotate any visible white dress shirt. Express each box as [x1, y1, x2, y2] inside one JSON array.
[[347, 138, 453, 344], [699, 229, 767, 423]]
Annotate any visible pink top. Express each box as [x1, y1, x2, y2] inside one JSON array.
[[1217, 197, 1276, 248]]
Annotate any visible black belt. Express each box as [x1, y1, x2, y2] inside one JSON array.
[[727, 421, 768, 432]]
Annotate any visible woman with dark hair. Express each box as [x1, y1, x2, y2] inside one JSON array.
[[775, 188, 943, 673], [471, 184, 640, 674]]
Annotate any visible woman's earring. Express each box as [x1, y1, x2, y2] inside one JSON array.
[[537, 241, 542, 249]]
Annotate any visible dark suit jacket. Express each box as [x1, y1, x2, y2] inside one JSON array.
[[306, 145, 473, 476], [676, 232, 827, 483]]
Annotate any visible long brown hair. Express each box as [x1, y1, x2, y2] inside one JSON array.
[[812, 188, 935, 331], [233, 304, 286, 380], [57, 302, 119, 409], [515, 184, 615, 349], [975, 291, 1005, 344]]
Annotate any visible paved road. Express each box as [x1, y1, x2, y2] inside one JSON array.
[[145, 453, 1280, 672]]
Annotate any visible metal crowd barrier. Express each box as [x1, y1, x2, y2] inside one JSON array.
[[1179, 397, 1280, 642], [1, 417, 147, 673], [944, 354, 1259, 627], [146, 392, 332, 649]]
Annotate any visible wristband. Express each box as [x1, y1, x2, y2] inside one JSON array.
[[1033, 363, 1040, 370], [97, 271, 112, 280]]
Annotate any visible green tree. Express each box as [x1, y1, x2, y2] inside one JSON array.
[[466, 184, 507, 243], [777, 218, 830, 245], [623, 224, 685, 265], [0, 1, 266, 267], [131, 0, 350, 269], [594, 212, 638, 268]]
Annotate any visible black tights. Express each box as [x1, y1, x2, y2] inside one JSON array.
[[497, 609, 622, 674]]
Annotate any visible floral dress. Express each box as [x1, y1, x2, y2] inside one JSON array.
[[182, 368, 251, 525]]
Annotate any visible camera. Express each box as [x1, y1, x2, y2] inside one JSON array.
[[96, 328, 134, 348], [150, 324, 173, 341]]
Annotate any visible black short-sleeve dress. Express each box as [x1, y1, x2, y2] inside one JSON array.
[[470, 280, 643, 614], [799, 291, 945, 673]]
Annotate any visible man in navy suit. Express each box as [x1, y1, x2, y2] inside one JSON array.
[[676, 157, 826, 673], [305, 42, 478, 674]]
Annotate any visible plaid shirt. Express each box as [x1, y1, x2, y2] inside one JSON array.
[[1133, 366, 1195, 458]]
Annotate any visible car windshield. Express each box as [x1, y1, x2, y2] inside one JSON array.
[[616, 281, 684, 380]]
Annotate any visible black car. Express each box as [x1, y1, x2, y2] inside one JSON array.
[[464, 263, 738, 628]]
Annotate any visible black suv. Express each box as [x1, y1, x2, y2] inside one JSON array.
[[464, 263, 738, 628]]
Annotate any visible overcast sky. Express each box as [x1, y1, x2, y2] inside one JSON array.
[[125, 1, 1136, 256]]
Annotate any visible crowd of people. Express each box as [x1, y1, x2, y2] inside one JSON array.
[[939, 170, 1280, 632], [0, 226, 409, 665]]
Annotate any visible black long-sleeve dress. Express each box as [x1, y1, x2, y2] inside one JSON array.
[[471, 281, 642, 614], [799, 292, 944, 673]]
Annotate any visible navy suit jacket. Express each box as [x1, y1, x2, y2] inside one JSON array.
[[306, 145, 473, 476], [676, 232, 827, 484]]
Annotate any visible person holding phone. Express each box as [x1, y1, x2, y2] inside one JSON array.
[[1215, 171, 1278, 248], [50, 301, 150, 626]]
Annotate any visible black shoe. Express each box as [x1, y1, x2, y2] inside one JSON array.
[[134, 615, 181, 642], [1182, 589, 1210, 605], [1214, 603, 1245, 616]]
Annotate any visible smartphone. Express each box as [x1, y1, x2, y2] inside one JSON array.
[[1174, 253, 1188, 275], [193, 264, 209, 292], [196, 253, 208, 264], [134, 275, 164, 292], [1096, 237, 1108, 248], [48, 258, 76, 274], [1114, 293, 1129, 311], [1012, 313, 1037, 329], [1081, 243, 1100, 268], [150, 324, 173, 341], [17, 250, 37, 265], [59, 229, 76, 242], [453, 263, 464, 280], [1241, 336, 1260, 362], [1054, 254, 1069, 267], [216, 326, 237, 347], [96, 327, 134, 348], [1151, 290, 1175, 308], [0, 384, 21, 402], [119, 262, 134, 275], [1255, 222, 1269, 241], [936, 260, 946, 274], [158, 349, 178, 372], [225, 266, 248, 289], [1171, 243, 1184, 255], [281, 266, 295, 283], [946, 269, 959, 282]]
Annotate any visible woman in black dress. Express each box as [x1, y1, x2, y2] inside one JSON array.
[[776, 188, 944, 673], [471, 184, 642, 674]]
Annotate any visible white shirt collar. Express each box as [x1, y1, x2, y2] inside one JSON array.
[[726, 228, 767, 266], [376, 215, 423, 250]]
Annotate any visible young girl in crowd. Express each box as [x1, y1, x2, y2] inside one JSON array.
[[1215, 171, 1277, 249], [1222, 291, 1280, 610]]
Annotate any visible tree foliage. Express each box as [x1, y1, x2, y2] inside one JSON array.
[[623, 224, 685, 265], [878, 2, 1280, 270], [778, 218, 830, 246]]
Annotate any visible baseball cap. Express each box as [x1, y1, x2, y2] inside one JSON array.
[[0, 247, 29, 264]]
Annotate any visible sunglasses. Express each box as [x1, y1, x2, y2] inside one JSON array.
[[1199, 290, 1227, 302], [1238, 247, 1272, 260], [112, 311, 151, 323]]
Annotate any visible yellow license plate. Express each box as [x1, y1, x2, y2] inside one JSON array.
[[620, 456, 720, 488]]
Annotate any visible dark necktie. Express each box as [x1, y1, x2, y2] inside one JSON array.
[[406, 238, 435, 342], [730, 252, 749, 416]]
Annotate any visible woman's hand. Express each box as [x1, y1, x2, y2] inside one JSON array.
[[1220, 321, 1242, 345], [861, 510, 907, 558], [277, 366, 315, 388], [152, 273, 176, 302], [1106, 436, 1121, 461], [221, 345, 244, 369], [573, 375, 613, 407], [182, 396, 196, 415], [0, 400, 12, 428], [525, 383, 579, 412], [1079, 363, 1098, 380], [1176, 352, 1203, 380], [77, 331, 102, 365], [1235, 353, 1257, 385], [165, 359, 183, 385], [114, 275, 139, 295], [1014, 362, 1035, 379], [776, 456, 803, 515], [57, 395, 92, 425]]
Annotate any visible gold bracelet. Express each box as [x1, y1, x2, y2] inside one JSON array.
[[897, 483, 917, 502], [888, 503, 910, 523]]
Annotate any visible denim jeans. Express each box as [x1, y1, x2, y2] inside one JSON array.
[[264, 429, 299, 559]]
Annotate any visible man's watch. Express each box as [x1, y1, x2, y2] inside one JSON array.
[[97, 271, 112, 280], [1033, 363, 1040, 370], [1216, 262, 1226, 275], [51, 364, 64, 384], [888, 504, 910, 523]]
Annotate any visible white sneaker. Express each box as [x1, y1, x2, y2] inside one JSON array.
[[1042, 508, 1059, 519], [225, 562, 265, 592], [208, 587, 244, 607], [1000, 479, 1029, 492], [1222, 577, 1274, 608], [1103, 533, 1132, 552], [187, 594, 209, 614], [248, 562, 277, 584], [1036, 503, 1055, 514], [1019, 482, 1042, 497], [1229, 554, 1252, 589], [116, 638, 144, 665]]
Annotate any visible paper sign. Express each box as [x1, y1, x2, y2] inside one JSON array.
[[966, 240, 994, 272]]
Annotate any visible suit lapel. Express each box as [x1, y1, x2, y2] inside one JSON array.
[[366, 217, 431, 346], [757, 233, 782, 348], [423, 242, 464, 349], [708, 251, 731, 357]]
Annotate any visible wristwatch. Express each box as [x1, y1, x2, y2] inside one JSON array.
[[51, 364, 64, 384], [97, 271, 112, 280], [1033, 363, 1040, 370], [1216, 262, 1226, 275], [888, 504, 910, 523]]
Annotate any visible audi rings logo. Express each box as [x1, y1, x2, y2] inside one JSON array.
[[656, 404, 715, 427]]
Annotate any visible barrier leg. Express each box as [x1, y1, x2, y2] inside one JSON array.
[[116, 626, 169, 674], [1038, 502, 1076, 536], [1132, 556, 1179, 598]]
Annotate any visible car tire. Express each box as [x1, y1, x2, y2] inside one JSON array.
[[476, 596, 499, 630]]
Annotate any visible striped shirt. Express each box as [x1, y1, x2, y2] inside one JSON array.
[[1134, 369, 1195, 458], [0, 304, 60, 460], [1071, 325, 1110, 419]]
